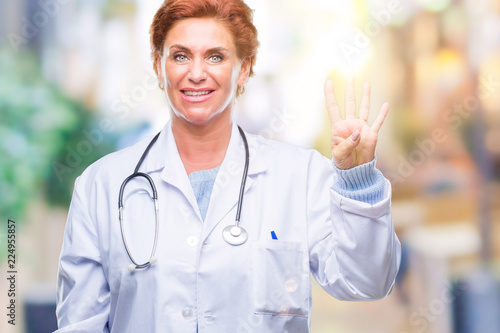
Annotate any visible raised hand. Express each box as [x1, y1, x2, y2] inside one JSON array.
[[324, 77, 389, 170]]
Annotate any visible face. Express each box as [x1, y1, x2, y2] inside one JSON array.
[[159, 18, 250, 126]]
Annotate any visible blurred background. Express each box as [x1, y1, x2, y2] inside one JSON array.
[[1, 0, 499, 332]]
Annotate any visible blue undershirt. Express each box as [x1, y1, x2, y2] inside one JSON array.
[[188, 166, 221, 221], [331, 156, 385, 204]]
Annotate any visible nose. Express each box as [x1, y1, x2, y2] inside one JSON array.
[[187, 58, 207, 83]]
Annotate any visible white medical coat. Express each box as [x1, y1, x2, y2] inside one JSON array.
[[56, 120, 401, 333]]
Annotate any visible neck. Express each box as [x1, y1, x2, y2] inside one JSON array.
[[171, 113, 232, 175]]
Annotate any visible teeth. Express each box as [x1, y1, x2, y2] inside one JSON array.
[[184, 90, 212, 96]]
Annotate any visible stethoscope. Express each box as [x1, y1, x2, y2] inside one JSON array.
[[118, 126, 250, 271]]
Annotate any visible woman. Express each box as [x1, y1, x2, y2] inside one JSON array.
[[55, 0, 400, 332]]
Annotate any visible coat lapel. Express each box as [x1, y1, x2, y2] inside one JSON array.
[[144, 121, 202, 221], [202, 124, 267, 242]]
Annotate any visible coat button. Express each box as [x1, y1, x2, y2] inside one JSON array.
[[186, 236, 199, 247], [182, 307, 193, 319]]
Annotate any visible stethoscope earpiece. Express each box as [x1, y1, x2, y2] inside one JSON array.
[[127, 256, 158, 272]]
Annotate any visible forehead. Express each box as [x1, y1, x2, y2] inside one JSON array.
[[164, 18, 235, 52]]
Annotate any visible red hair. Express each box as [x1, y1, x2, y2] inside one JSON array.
[[150, 0, 259, 93]]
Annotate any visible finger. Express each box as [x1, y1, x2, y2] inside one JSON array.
[[333, 130, 360, 162], [371, 102, 389, 134], [324, 78, 341, 124], [345, 76, 356, 119], [359, 81, 371, 121], [331, 135, 344, 147]]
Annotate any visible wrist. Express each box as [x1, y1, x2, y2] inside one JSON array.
[[332, 156, 385, 204]]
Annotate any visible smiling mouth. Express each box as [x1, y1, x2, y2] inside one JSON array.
[[181, 90, 214, 96]]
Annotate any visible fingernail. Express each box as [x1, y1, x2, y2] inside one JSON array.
[[351, 130, 360, 141]]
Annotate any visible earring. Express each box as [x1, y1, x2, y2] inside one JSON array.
[[237, 85, 245, 95], [159, 81, 164, 90]]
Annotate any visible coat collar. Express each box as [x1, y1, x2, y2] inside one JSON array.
[[141, 120, 267, 237]]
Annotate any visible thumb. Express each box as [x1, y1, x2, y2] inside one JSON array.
[[332, 130, 360, 163]]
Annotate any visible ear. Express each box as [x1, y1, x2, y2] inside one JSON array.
[[237, 57, 251, 86], [156, 58, 164, 82]]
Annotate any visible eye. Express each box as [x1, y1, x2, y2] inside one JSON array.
[[208, 54, 223, 63], [173, 53, 188, 62]]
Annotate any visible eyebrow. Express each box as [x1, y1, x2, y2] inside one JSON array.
[[168, 44, 231, 54]]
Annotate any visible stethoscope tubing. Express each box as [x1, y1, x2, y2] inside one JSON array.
[[118, 172, 159, 269], [234, 126, 249, 227], [118, 126, 249, 271]]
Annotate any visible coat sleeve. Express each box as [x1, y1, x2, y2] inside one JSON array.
[[307, 152, 401, 301], [55, 176, 110, 332]]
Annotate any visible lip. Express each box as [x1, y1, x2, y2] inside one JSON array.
[[180, 88, 215, 103]]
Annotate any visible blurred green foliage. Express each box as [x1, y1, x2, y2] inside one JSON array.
[[0, 49, 116, 221]]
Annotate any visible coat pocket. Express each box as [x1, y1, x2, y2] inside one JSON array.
[[252, 240, 310, 317]]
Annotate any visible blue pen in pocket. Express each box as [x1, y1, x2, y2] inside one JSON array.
[[271, 231, 278, 240]]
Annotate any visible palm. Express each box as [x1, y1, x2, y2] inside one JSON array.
[[324, 78, 389, 170]]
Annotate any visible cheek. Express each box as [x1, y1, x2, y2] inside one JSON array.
[[164, 65, 185, 85], [213, 66, 239, 88]]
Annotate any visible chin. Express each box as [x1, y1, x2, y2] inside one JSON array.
[[172, 106, 228, 126]]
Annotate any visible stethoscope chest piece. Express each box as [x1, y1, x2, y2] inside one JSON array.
[[222, 225, 248, 245]]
